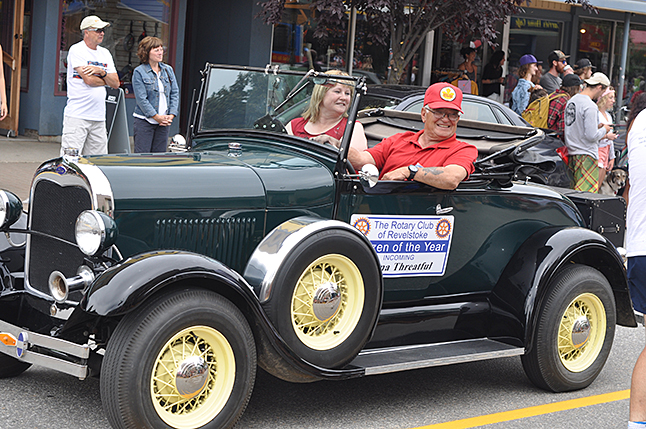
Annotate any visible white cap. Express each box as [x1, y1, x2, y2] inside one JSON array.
[[584, 72, 610, 87], [80, 16, 110, 31]]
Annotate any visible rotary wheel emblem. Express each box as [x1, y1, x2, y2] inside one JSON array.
[[436, 219, 451, 238], [353, 218, 371, 236]]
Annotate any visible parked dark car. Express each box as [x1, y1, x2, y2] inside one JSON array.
[[359, 84, 530, 126], [0, 65, 635, 429]]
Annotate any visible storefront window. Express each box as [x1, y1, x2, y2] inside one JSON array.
[[576, 18, 612, 76], [269, 1, 389, 84], [503, 16, 563, 104], [509, 17, 563, 67], [56, 0, 176, 95], [611, 22, 646, 103]]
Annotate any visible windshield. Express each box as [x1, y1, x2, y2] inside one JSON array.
[[197, 66, 361, 134]]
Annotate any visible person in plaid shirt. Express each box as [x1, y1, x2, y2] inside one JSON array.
[[547, 74, 583, 141]]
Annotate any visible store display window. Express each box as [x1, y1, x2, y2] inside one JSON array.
[[56, 0, 177, 95], [269, 1, 389, 84], [576, 18, 612, 75]]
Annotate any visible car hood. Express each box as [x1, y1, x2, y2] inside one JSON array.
[[85, 147, 335, 212]]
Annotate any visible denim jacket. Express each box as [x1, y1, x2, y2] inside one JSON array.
[[132, 62, 179, 118]]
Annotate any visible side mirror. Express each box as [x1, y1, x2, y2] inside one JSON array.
[[359, 164, 379, 188], [168, 134, 187, 152]]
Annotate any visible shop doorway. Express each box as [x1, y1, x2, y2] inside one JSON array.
[[0, 0, 24, 137]]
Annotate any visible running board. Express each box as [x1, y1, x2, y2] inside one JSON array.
[[351, 339, 524, 376]]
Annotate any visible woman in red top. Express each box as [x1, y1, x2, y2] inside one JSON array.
[[286, 70, 367, 150]]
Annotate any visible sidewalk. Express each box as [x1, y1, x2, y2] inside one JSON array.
[[0, 136, 61, 201]]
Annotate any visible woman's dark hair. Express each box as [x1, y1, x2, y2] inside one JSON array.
[[460, 47, 475, 59], [528, 88, 548, 105], [487, 50, 505, 67], [137, 36, 164, 64], [628, 92, 646, 129]]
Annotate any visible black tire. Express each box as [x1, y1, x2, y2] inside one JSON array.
[[521, 264, 616, 392], [0, 353, 31, 378], [263, 228, 382, 368], [101, 289, 256, 429]]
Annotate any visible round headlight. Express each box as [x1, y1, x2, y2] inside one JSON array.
[[75, 210, 117, 256], [0, 190, 23, 230]]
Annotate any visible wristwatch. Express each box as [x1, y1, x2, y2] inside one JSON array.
[[100, 71, 107, 78], [407, 165, 419, 181]]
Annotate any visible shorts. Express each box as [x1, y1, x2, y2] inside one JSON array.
[[628, 256, 646, 313], [569, 154, 599, 192], [61, 116, 108, 156], [598, 145, 610, 169]]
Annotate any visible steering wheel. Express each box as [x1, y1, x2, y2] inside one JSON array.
[[253, 114, 287, 134]]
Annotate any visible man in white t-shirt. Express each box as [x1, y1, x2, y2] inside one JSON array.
[[61, 15, 119, 156]]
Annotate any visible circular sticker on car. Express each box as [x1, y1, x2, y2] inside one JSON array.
[[436, 219, 451, 238], [353, 217, 371, 236]]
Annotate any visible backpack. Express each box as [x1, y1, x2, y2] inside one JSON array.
[[521, 93, 568, 128]]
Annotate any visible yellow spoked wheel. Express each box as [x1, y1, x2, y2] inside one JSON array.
[[521, 265, 616, 392], [557, 293, 606, 373], [291, 254, 365, 350], [151, 326, 236, 429]]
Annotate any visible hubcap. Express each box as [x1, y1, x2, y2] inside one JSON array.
[[175, 355, 209, 399], [570, 316, 591, 349], [312, 281, 341, 321], [558, 293, 606, 373]]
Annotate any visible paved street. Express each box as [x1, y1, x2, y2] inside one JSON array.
[[0, 325, 641, 428]]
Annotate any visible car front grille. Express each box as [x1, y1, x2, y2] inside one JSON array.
[[27, 179, 92, 296]]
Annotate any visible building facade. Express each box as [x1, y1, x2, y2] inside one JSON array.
[[2, 0, 646, 139]]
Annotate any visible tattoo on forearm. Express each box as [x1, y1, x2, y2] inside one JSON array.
[[422, 167, 443, 176]]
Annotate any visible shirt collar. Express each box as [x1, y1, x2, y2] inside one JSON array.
[[408, 129, 458, 149]]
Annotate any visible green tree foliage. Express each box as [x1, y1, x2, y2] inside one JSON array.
[[258, 0, 596, 84]]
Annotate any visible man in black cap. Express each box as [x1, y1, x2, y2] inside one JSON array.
[[547, 73, 584, 141], [540, 50, 569, 93], [574, 58, 595, 80]]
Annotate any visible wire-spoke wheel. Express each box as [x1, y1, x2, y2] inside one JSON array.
[[264, 228, 382, 368], [101, 289, 256, 429], [557, 293, 606, 373], [522, 265, 616, 392], [291, 254, 365, 350], [150, 326, 236, 428]]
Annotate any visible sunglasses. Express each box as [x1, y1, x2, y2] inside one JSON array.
[[87, 28, 105, 33]]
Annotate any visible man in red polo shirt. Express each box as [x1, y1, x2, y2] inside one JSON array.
[[348, 82, 477, 190]]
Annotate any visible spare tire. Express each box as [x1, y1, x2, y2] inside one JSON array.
[[262, 228, 382, 368]]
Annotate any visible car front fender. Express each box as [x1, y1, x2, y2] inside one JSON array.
[[79, 249, 364, 382], [488, 226, 635, 348], [243, 215, 381, 303], [81, 250, 257, 317]]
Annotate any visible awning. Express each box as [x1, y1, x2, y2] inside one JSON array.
[[587, 0, 646, 15]]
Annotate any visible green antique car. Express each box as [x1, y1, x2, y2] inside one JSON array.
[[0, 64, 636, 429]]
